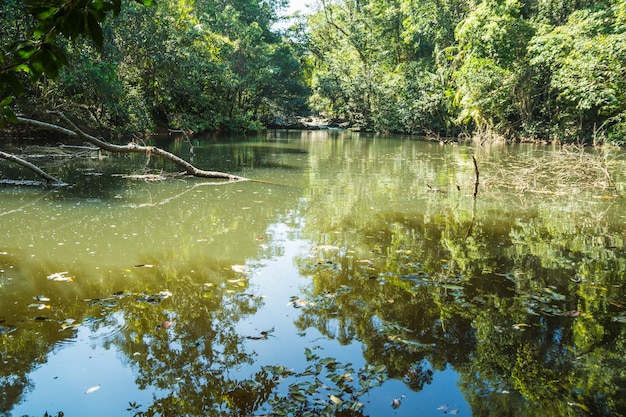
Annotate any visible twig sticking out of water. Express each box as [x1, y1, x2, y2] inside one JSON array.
[[472, 155, 480, 199]]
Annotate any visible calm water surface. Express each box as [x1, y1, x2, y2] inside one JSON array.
[[1, 130, 625, 416]]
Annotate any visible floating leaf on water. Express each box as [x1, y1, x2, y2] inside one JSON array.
[[350, 401, 365, 411], [304, 347, 319, 361], [373, 364, 387, 374], [340, 372, 354, 382], [437, 404, 449, 411], [33, 295, 50, 302], [513, 323, 530, 330], [85, 385, 101, 394], [287, 298, 309, 308], [261, 327, 275, 336], [543, 288, 566, 301], [231, 265, 246, 273], [329, 394, 343, 405], [28, 303, 50, 310], [450, 409, 460, 414], [134, 264, 154, 268], [290, 392, 307, 403], [47, 271, 73, 282], [159, 321, 173, 329], [320, 357, 338, 365], [60, 318, 79, 330]]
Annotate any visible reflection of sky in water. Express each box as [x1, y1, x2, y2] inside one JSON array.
[[10, 324, 159, 417], [10, 219, 470, 416], [3, 133, 625, 415], [233, 222, 471, 417]]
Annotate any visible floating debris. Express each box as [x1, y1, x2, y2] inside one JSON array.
[[135, 290, 173, 304], [391, 395, 405, 409], [287, 297, 310, 308], [28, 303, 50, 310], [47, 271, 73, 282], [85, 385, 101, 394], [158, 320, 173, 330], [329, 394, 343, 405], [246, 327, 275, 340], [59, 318, 79, 331]]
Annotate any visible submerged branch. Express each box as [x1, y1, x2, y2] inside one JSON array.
[[16, 112, 250, 183], [0, 149, 65, 185]]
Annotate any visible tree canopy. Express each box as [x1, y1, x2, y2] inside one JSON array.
[[1, 0, 625, 143]]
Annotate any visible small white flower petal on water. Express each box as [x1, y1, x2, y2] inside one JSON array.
[[85, 385, 101, 394]]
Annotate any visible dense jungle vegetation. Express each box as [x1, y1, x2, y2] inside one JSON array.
[[1, 0, 625, 143]]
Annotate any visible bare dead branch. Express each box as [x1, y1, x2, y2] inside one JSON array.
[[16, 112, 250, 183], [0, 149, 65, 185]]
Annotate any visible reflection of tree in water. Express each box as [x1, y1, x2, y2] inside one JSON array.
[[92, 260, 276, 416], [292, 207, 626, 416], [0, 255, 274, 416]]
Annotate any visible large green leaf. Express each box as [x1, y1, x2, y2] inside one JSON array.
[[86, 12, 104, 49]]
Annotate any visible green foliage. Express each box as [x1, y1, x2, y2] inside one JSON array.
[[1, 0, 308, 133], [0, 0, 156, 126], [528, 6, 626, 142], [305, 0, 626, 142], [3, 0, 626, 140], [511, 343, 569, 404]]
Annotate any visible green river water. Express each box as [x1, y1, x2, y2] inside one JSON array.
[[1, 130, 625, 416]]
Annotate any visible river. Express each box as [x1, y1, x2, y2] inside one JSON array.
[[1, 130, 625, 416]]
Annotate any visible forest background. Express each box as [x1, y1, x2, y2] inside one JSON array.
[[1, 0, 625, 144]]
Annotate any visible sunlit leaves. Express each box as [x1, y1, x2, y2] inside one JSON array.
[[0, 0, 156, 129]]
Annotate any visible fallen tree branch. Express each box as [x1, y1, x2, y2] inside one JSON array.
[[0, 149, 65, 185], [16, 112, 250, 183]]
